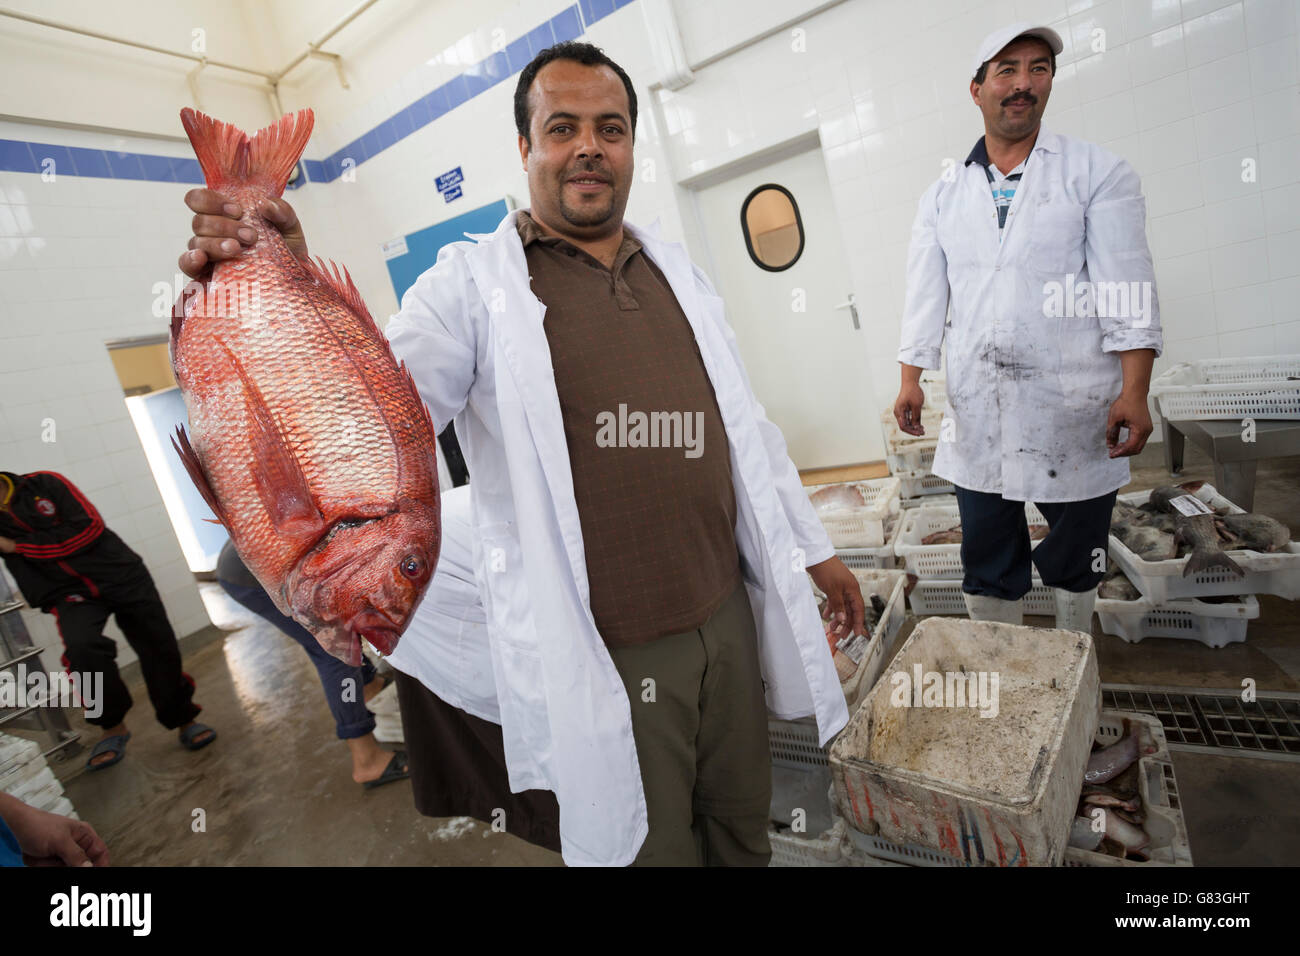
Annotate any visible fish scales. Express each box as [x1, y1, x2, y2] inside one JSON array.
[[171, 108, 440, 665], [176, 227, 403, 578]]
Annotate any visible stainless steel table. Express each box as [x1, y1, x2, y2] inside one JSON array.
[[1162, 418, 1300, 510]]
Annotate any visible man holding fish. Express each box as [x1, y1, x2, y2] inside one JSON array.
[[175, 41, 863, 866], [893, 23, 1164, 633]]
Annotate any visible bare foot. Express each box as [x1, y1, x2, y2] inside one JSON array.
[[347, 733, 401, 784], [362, 675, 388, 703]]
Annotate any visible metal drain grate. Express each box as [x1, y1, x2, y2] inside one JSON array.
[[1102, 684, 1300, 762]]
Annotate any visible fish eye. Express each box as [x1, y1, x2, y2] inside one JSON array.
[[399, 555, 424, 579]]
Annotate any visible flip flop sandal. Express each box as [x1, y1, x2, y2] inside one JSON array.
[[179, 723, 217, 751], [86, 732, 131, 772], [363, 751, 410, 790]]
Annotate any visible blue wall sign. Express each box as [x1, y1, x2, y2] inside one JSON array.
[[443, 183, 463, 202], [435, 167, 463, 192]]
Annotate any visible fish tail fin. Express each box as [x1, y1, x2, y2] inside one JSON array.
[[179, 108, 314, 196], [1182, 548, 1246, 579]]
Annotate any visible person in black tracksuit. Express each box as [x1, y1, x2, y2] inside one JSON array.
[[0, 470, 215, 769]]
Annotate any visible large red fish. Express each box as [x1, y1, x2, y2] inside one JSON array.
[[170, 108, 440, 666]]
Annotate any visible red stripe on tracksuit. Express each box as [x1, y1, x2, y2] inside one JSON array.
[[13, 471, 105, 559], [49, 605, 87, 711], [56, 560, 100, 598]]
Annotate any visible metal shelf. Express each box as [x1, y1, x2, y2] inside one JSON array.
[[0, 572, 82, 759]]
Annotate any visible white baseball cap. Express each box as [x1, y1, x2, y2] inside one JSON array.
[[972, 22, 1064, 79]]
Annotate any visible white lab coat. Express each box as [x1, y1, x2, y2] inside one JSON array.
[[386, 485, 500, 723], [898, 127, 1163, 503], [384, 209, 848, 866]]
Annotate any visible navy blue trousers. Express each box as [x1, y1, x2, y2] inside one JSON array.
[[218, 580, 377, 739], [953, 485, 1117, 600]]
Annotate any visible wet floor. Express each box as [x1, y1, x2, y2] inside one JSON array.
[[31, 441, 1300, 866], [52, 587, 560, 866]]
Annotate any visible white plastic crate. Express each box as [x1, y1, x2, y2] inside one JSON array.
[[902, 493, 956, 510], [1110, 484, 1300, 601], [810, 569, 905, 708], [831, 619, 1101, 866], [844, 824, 966, 867], [0, 733, 41, 775], [1095, 593, 1259, 648], [806, 476, 901, 548], [769, 717, 833, 837], [7, 764, 58, 799], [839, 570, 907, 710], [836, 512, 904, 570], [0, 750, 54, 790], [1149, 354, 1300, 420], [768, 818, 856, 866], [879, 408, 943, 474], [887, 439, 937, 476], [1064, 712, 1193, 867], [921, 375, 947, 410], [894, 503, 1048, 578], [769, 716, 826, 771], [896, 469, 955, 499], [837, 711, 1191, 867], [45, 796, 77, 820], [908, 577, 1058, 617]]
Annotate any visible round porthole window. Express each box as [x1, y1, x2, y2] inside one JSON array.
[[740, 184, 804, 272]]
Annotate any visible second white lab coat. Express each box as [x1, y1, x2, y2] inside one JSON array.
[[898, 127, 1163, 503], [386, 485, 500, 724], [384, 210, 848, 867]]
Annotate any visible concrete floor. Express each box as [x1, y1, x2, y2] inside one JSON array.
[[28, 440, 1300, 866], [51, 590, 561, 866]]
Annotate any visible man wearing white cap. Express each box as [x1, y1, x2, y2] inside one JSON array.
[[892, 24, 1163, 632]]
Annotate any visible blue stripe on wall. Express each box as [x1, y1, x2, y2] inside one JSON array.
[[0, 0, 632, 187]]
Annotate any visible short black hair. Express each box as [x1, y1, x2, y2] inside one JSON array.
[[973, 35, 1057, 84], [514, 41, 637, 144]]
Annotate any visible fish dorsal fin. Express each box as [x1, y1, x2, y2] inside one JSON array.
[[171, 425, 229, 528], [303, 255, 386, 345], [214, 338, 325, 538]]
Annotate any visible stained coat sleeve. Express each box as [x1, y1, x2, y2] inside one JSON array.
[[694, 266, 835, 567], [9, 472, 105, 559], [384, 244, 479, 434], [1084, 157, 1163, 356], [898, 179, 950, 370]]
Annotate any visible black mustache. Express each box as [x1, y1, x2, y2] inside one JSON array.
[[1002, 93, 1037, 107], [568, 161, 612, 180]]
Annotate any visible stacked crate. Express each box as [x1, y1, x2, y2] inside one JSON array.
[[806, 476, 903, 570], [892, 500, 1059, 619], [768, 483, 908, 864], [1098, 483, 1298, 648], [0, 732, 78, 820], [880, 375, 953, 504]]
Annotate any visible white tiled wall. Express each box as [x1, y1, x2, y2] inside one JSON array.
[[656, 0, 1300, 414], [274, 0, 681, 325], [0, 123, 213, 667]]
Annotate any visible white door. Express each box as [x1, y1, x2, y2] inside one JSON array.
[[693, 147, 880, 469]]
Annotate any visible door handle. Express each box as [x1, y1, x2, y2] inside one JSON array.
[[834, 292, 860, 330]]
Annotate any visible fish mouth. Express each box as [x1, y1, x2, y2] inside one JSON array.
[[347, 610, 401, 656]]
